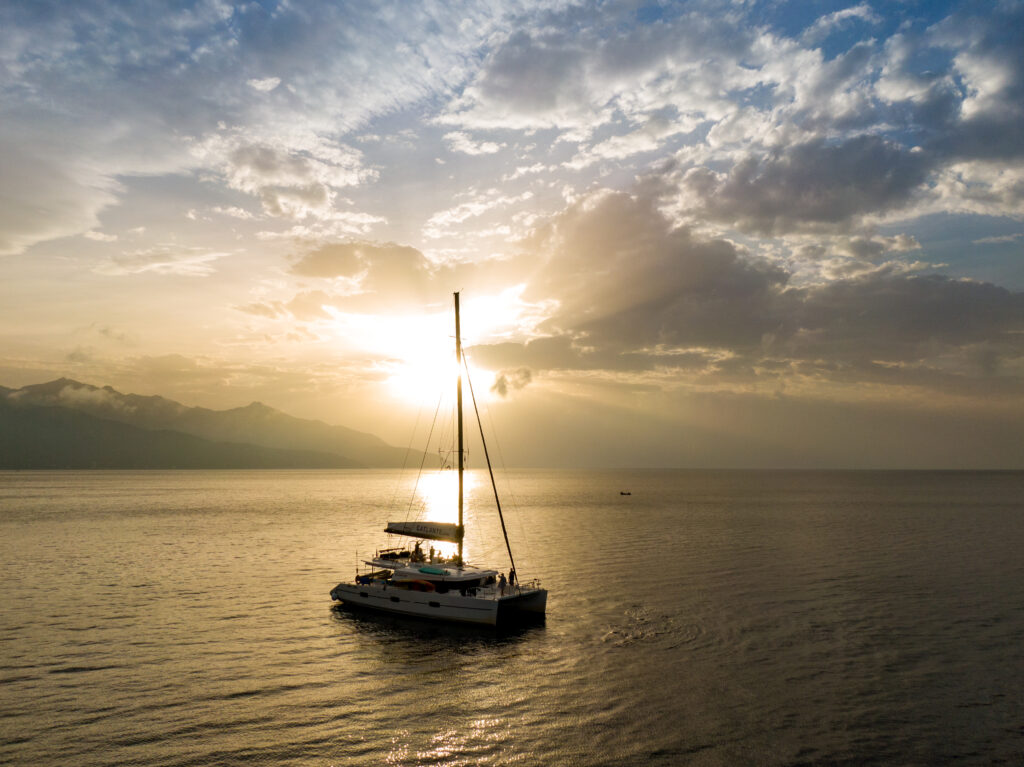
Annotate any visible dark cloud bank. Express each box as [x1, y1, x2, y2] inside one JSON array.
[[473, 191, 1024, 403]]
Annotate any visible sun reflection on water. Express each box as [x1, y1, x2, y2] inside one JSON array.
[[411, 471, 478, 561]]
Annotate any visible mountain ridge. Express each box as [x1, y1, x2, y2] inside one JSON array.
[[0, 399, 361, 469], [1, 379, 428, 469]]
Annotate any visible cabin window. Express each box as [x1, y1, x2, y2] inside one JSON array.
[[359, 592, 368, 598], [390, 596, 400, 603], [429, 601, 441, 608]]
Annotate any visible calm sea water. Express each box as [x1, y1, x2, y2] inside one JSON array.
[[2, 469, 1023, 766]]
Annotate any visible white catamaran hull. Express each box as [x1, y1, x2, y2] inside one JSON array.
[[330, 581, 547, 626]]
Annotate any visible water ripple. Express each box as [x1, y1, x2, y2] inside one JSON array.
[[1, 469, 1023, 766]]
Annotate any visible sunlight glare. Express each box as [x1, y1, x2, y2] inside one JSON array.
[[413, 471, 480, 559], [324, 289, 518, 406]]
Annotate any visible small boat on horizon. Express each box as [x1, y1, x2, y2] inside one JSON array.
[[329, 292, 547, 626]]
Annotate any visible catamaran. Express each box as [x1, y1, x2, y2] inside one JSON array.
[[330, 292, 547, 626]]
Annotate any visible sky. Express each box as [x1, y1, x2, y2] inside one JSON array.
[[1, 0, 1023, 468]]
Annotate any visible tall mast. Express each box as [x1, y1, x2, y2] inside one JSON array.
[[455, 291, 464, 564]]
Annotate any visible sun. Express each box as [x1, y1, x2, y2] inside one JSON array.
[[325, 290, 516, 406], [384, 351, 462, 406], [386, 359, 497, 406]]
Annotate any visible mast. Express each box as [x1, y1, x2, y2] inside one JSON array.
[[455, 291, 464, 564]]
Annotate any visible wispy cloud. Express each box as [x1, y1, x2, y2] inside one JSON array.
[[801, 3, 882, 44], [95, 247, 232, 277], [423, 190, 534, 239], [444, 131, 505, 155], [974, 233, 1024, 245]]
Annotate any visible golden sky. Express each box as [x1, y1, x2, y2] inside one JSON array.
[[1, 1, 1023, 467]]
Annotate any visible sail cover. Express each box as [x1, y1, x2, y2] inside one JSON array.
[[384, 521, 463, 543]]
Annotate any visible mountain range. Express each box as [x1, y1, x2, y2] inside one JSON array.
[[0, 379, 426, 470]]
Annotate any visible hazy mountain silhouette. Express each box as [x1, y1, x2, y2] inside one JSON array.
[[0, 398, 360, 469], [1, 379, 429, 469]]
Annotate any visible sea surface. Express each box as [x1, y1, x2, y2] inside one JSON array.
[[2, 469, 1023, 766]]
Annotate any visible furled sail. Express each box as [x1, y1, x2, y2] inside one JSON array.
[[384, 521, 463, 543]]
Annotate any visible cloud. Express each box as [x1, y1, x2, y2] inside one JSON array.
[[248, 77, 281, 92], [974, 233, 1024, 245], [0, 0, 530, 255], [284, 239, 534, 317], [503, 163, 549, 181], [57, 382, 137, 414], [801, 4, 882, 45], [83, 231, 118, 242], [255, 212, 387, 241], [285, 290, 335, 321], [95, 247, 232, 277], [863, 4, 1024, 220], [445, 29, 594, 131], [0, 2, 237, 255], [443, 131, 505, 155], [235, 301, 285, 319], [6, 379, 138, 416], [928, 161, 1024, 219], [285, 241, 443, 314], [4, 0, 1019, 263], [785, 269, 1024, 359], [490, 367, 532, 397], [92, 324, 135, 345], [211, 206, 256, 220], [0, 137, 124, 256], [444, 3, 1012, 237], [926, 3, 1024, 162], [290, 244, 368, 279], [678, 136, 934, 234], [479, 188, 1024, 402], [566, 112, 692, 169], [192, 131, 377, 222], [443, 9, 775, 135], [290, 242, 428, 298], [834, 234, 921, 259], [524, 190, 789, 350], [423, 190, 534, 239]]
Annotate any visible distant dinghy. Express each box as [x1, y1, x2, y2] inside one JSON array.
[[330, 292, 548, 626]]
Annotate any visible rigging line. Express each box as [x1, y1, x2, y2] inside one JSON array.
[[464, 348, 532, 554], [484, 395, 531, 555], [462, 354, 517, 576], [387, 394, 427, 512], [404, 389, 447, 522]]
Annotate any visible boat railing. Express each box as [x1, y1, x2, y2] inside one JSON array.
[[374, 545, 461, 567], [515, 578, 543, 592]]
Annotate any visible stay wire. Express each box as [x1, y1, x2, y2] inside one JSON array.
[[462, 353, 517, 576], [463, 349, 532, 558], [404, 390, 446, 520]]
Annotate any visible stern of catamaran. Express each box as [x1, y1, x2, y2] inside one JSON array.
[[497, 585, 547, 618]]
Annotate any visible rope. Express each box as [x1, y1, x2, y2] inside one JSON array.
[[462, 354, 517, 578]]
